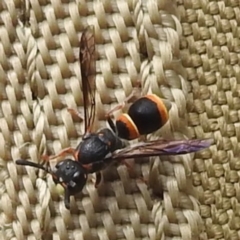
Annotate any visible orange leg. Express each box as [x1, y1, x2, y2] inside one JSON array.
[[89, 172, 103, 188], [95, 172, 102, 188], [67, 108, 84, 120], [121, 160, 148, 185], [121, 160, 134, 174], [137, 176, 148, 185], [106, 103, 126, 118], [105, 90, 139, 118], [41, 147, 78, 162]]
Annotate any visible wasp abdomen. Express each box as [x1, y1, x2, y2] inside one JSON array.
[[116, 94, 170, 140]]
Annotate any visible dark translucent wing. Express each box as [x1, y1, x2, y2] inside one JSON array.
[[109, 139, 212, 161], [80, 26, 96, 134]]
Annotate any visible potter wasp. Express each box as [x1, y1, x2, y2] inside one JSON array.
[[16, 27, 212, 209]]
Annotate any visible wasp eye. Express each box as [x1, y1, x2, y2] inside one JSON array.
[[73, 171, 80, 179], [56, 160, 65, 168]]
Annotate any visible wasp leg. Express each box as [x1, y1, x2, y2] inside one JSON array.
[[67, 108, 84, 120], [41, 147, 78, 162], [121, 160, 148, 184], [82, 160, 109, 174], [121, 160, 135, 176], [89, 172, 103, 188], [95, 172, 103, 188], [106, 91, 137, 117], [107, 117, 117, 133], [138, 135, 147, 142], [137, 176, 148, 185], [106, 91, 139, 132]]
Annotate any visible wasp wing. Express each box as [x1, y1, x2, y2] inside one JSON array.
[[109, 139, 212, 161], [80, 26, 96, 134]]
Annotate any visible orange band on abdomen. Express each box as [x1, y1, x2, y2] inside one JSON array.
[[144, 94, 169, 125], [116, 114, 139, 140]]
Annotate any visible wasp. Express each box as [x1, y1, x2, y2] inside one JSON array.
[[16, 27, 212, 209]]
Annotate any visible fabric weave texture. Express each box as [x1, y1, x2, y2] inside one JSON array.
[[0, 0, 237, 239]]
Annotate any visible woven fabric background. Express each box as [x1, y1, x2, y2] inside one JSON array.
[[0, 0, 238, 239]]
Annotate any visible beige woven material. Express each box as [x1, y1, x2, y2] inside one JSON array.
[[1, 0, 236, 239]]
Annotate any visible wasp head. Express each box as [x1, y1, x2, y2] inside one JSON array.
[[52, 159, 87, 208], [16, 159, 88, 209]]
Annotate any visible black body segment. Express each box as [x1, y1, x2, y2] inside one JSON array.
[[129, 97, 162, 134], [116, 94, 169, 140], [15, 159, 88, 209], [76, 128, 126, 164], [52, 159, 88, 195], [115, 116, 136, 140]]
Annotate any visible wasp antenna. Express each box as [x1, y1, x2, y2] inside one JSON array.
[[15, 159, 49, 173]]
